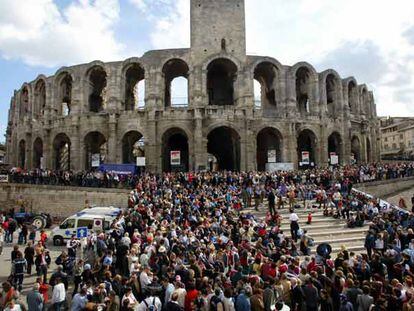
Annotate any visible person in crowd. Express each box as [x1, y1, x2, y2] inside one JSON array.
[[11, 251, 26, 292], [24, 241, 35, 275], [51, 278, 66, 311], [26, 283, 44, 311]]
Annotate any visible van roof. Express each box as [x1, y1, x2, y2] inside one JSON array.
[[78, 207, 121, 217], [69, 212, 116, 220]]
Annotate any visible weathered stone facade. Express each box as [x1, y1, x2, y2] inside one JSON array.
[[5, 0, 379, 172]]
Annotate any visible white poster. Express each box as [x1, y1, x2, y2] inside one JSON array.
[[40, 157, 45, 170], [330, 153, 339, 165], [266, 163, 294, 172], [170, 151, 181, 166], [136, 157, 146, 167], [301, 151, 310, 165], [267, 149, 276, 163], [0, 175, 9, 183], [91, 154, 100, 167]]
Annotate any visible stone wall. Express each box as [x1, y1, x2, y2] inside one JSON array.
[[0, 183, 128, 220], [354, 177, 414, 199]]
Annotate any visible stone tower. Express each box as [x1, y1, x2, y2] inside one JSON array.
[[190, 0, 246, 63]]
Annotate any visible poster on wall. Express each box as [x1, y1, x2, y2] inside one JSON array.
[[170, 151, 181, 166], [330, 152, 339, 165], [301, 151, 310, 165], [267, 150, 276, 163], [350, 154, 356, 164], [136, 157, 146, 167], [91, 154, 100, 167]]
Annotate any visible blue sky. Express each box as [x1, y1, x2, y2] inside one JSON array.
[[1, 0, 414, 143]]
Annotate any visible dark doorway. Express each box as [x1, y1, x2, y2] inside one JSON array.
[[207, 126, 240, 171], [207, 58, 237, 106], [84, 132, 107, 170], [257, 127, 282, 171], [162, 128, 189, 172], [88, 67, 107, 112], [328, 132, 342, 165], [297, 129, 317, 168], [351, 136, 361, 164], [33, 138, 43, 169], [122, 131, 144, 164], [366, 137, 371, 162]]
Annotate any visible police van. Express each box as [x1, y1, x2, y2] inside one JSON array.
[[51, 208, 121, 246]]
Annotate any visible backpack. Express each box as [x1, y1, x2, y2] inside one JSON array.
[[210, 295, 222, 311], [143, 297, 157, 311]]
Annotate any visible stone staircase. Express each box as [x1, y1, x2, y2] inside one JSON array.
[[246, 201, 368, 256]]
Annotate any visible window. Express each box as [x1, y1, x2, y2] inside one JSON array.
[[77, 219, 93, 229], [384, 137, 388, 142], [400, 134, 404, 139], [60, 218, 75, 229]]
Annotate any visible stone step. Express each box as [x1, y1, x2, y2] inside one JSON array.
[[280, 223, 347, 231], [311, 245, 366, 255], [314, 236, 365, 245]]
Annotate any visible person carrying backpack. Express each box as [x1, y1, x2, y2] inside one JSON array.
[[210, 289, 224, 311], [138, 292, 162, 311]]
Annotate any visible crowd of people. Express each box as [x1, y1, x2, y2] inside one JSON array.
[[4, 162, 414, 190], [1, 165, 414, 311]]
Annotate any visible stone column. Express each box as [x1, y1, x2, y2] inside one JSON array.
[[145, 111, 158, 172], [26, 132, 32, 169], [286, 123, 298, 168], [106, 114, 118, 163], [193, 111, 207, 171], [319, 125, 328, 167]]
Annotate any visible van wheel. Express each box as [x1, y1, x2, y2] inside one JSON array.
[[32, 216, 46, 229], [53, 236, 64, 246]]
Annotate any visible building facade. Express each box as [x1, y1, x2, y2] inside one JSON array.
[[379, 117, 414, 160], [5, 0, 379, 172]]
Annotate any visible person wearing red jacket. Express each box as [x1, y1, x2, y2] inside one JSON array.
[[184, 281, 198, 311]]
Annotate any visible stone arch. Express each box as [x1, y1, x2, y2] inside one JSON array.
[[84, 131, 107, 169], [253, 61, 279, 109], [18, 139, 26, 168], [321, 70, 342, 117], [359, 85, 369, 115], [351, 135, 361, 164], [345, 78, 358, 114], [123, 62, 145, 110], [207, 126, 240, 171], [33, 78, 46, 119], [162, 58, 189, 107], [328, 131, 343, 165], [162, 127, 189, 172], [53, 133, 71, 170], [55, 72, 73, 116], [86, 65, 107, 112], [207, 58, 238, 106], [33, 137, 43, 169], [122, 130, 144, 164], [297, 129, 318, 168], [256, 127, 283, 171], [19, 86, 30, 120]]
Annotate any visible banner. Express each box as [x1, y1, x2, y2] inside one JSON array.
[[136, 157, 146, 167], [91, 154, 100, 167], [267, 150, 276, 163], [301, 151, 310, 165], [170, 151, 181, 166], [0, 175, 9, 183], [330, 152, 339, 165], [266, 163, 294, 172]]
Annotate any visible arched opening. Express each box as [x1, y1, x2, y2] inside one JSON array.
[[125, 63, 145, 110], [361, 88, 368, 115], [296, 67, 311, 114], [88, 66, 107, 113], [84, 132, 107, 170], [257, 127, 282, 171], [348, 81, 357, 113], [18, 140, 26, 168], [207, 126, 240, 171], [207, 58, 237, 106], [122, 131, 144, 164], [366, 137, 372, 163], [59, 73, 72, 116], [53, 133, 71, 170], [328, 132, 342, 166], [33, 138, 43, 169], [34, 80, 46, 119], [326, 74, 337, 117], [297, 129, 317, 169], [163, 59, 189, 107], [19, 87, 29, 120], [254, 62, 277, 109], [351, 136, 361, 164], [162, 128, 189, 172]]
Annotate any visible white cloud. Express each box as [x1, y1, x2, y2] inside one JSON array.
[[0, 0, 124, 67]]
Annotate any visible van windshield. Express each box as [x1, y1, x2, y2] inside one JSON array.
[[60, 218, 75, 229]]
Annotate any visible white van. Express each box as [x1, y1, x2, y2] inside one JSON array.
[[79, 206, 121, 217], [51, 212, 116, 246]]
